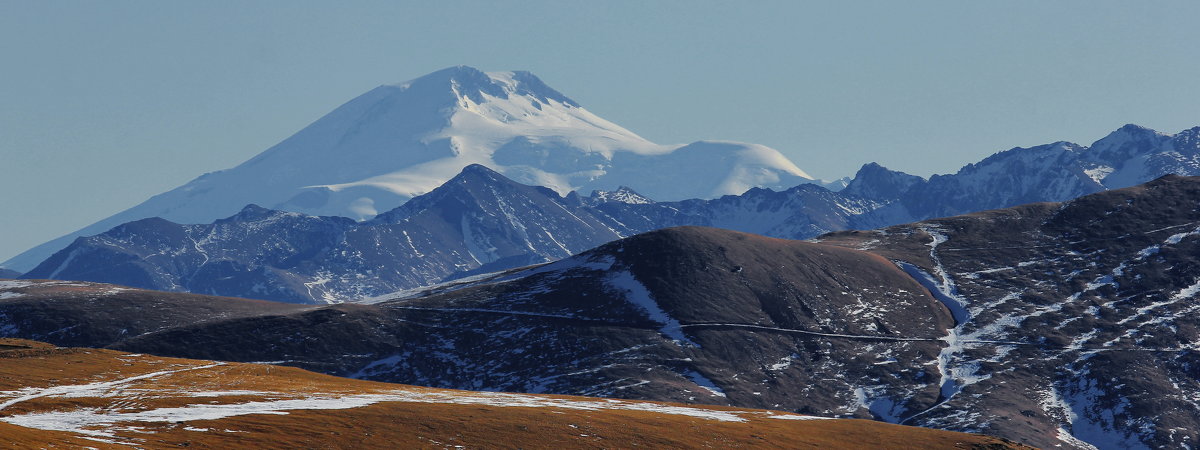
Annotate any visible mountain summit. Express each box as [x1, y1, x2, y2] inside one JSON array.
[[2, 66, 817, 272]]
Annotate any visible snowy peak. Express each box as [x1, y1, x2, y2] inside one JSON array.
[[1082, 123, 1170, 166], [507, 71, 580, 107], [965, 141, 1084, 175], [1173, 126, 1200, 152], [2, 66, 825, 272], [451, 163, 511, 184], [403, 65, 509, 104], [587, 186, 654, 205], [373, 163, 554, 223], [220, 204, 291, 223], [1080, 125, 1200, 189], [395, 66, 579, 108]]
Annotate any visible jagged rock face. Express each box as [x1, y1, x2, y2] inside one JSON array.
[[876, 125, 1200, 222], [584, 186, 654, 205], [602, 184, 887, 239], [898, 142, 1104, 219], [22, 165, 632, 304], [23, 211, 359, 303], [819, 175, 1200, 449], [843, 162, 925, 202], [23, 167, 879, 304]]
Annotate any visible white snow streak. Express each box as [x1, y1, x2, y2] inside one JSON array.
[[1, 387, 827, 439], [607, 270, 696, 346]]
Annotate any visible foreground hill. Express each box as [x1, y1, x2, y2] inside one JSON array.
[[6, 229, 951, 411], [0, 279, 307, 348], [0, 339, 1020, 449], [818, 174, 1200, 449]]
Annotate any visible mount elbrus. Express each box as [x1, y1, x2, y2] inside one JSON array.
[[1, 66, 818, 273]]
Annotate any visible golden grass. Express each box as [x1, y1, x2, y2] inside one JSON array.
[[0, 339, 1029, 449]]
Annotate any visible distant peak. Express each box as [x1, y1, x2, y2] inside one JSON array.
[[1118, 123, 1155, 133], [407, 65, 490, 84], [853, 162, 890, 175], [507, 71, 579, 107], [458, 163, 503, 177], [1100, 123, 1165, 141], [1082, 124, 1172, 165], [843, 162, 923, 201], [445, 164, 518, 186], [849, 162, 919, 180], [394, 67, 580, 107], [588, 186, 654, 205], [220, 204, 289, 223]]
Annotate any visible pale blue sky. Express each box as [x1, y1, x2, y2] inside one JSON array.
[[2, 1, 1199, 263]]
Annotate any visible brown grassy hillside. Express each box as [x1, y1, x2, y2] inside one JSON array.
[[0, 338, 1024, 449]]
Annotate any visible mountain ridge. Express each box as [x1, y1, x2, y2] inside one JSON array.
[[10, 176, 1200, 447], [24, 128, 1200, 304], [21, 165, 882, 303]]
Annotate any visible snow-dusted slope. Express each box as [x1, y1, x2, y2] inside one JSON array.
[[855, 124, 1200, 223], [2, 66, 816, 272], [1081, 124, 1200, 189]]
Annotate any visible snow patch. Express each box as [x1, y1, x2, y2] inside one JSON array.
[[682, 370, 726, 398], [0, 388, 834, 438], [607, 270, 696, 346]]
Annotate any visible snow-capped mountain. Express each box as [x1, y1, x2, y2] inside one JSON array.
[[1081, 123, 1200, 189], [1, 66, 818, 273]]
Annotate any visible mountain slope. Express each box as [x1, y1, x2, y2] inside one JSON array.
[[24, 121, 1200, 304], [818, 174, 1200, 449], [2, 66, 817, 273], [0, 279, 308, 347], [12, 175, 1200, 447], [3, 228, 955, 418], [21, 165, 634, 303], [0, 339, 1024, 449], [21, 165, 880, 303], [872, 124, 1200, 221]]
